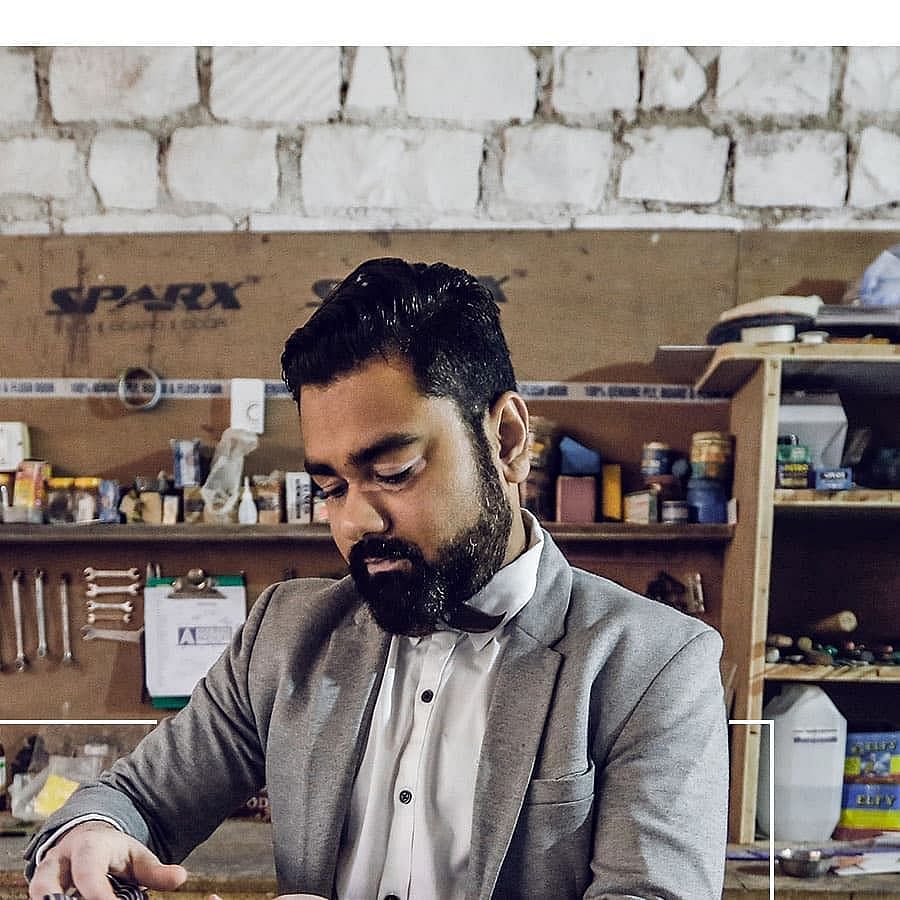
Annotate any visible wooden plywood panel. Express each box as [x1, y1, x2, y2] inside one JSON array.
[[1, 230, 739, 383], [737, 231, 900, 305]]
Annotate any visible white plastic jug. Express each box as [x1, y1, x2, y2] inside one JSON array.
[[757, 684, 846, 841]]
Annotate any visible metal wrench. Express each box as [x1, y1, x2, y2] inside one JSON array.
[[60, 573, 74, 664], [83, 566, 141, 582], [11, 570, 27, 671], [34, 568, 48, 658], [85, 582, 141, 598], [80, 624, 143, 643], [86, 599, 134, 614]]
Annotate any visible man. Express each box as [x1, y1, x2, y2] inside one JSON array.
[[26, 258, 728, 899]]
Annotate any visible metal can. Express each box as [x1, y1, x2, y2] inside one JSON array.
[[73, 476, 101, 523], [690, 431, 733, 482], [46, 476, 76, 523], [640, 441, 671, 478], [661, 500, 690, 524]]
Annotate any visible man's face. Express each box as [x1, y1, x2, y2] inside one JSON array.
[[300, 356, 513, 636]]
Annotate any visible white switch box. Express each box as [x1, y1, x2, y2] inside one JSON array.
[[230, 378, 266, 434], [0, 422, 30, 471]]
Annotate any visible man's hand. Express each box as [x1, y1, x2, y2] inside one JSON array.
[[28, 821, 188, 900]]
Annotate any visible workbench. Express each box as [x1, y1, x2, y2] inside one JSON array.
[[1, 820, 899, 898]]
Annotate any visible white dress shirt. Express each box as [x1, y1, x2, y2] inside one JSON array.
[[334, 511, 543, 900]]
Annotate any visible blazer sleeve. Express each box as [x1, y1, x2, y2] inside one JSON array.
[[584, 628, 729, 899], [24, 582, 278, 876]]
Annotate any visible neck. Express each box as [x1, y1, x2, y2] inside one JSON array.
[[502, 502, 528, 567]]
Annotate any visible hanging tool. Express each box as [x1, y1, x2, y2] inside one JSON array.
[[59, 573, 74, 665], [80, 625, 143, 643], [34, 568, 48, 658], [85, 582, 140, 598], [11, 570, 27, 672], [83, 566, 141, 582]]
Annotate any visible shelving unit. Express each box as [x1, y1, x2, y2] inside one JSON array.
[[682, 343, 900, 842]]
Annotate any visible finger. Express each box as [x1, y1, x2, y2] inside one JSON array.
[[126, 853, 188, 891], [27, 851, 72, 900]]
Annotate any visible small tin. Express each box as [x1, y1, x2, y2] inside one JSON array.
[[98, 479, 121, 522], [661, 500, 690, 524], [46, 476, 75, 523], [690, 431, 733, 481], [640, 441, 671, 478]]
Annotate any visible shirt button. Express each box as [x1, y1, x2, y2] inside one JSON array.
[[398, 789, 413, 804], [420, 689, 434, 703]]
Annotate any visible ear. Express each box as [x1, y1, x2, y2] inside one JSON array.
[[487, 391, 531, 485]]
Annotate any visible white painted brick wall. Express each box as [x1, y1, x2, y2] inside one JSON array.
[[50, 47, 199, 122], [552, 47, 640, 119], [346, 47, 399, 115], [849, 127, 900, 208], [843, 47, 900, 115], [301, 126, 482, 213], [734, 130, 847, 207], [405, 47, 535, 123], [501, 125, 612, 208], [0, 138, 82, 197], [168, 126, 278, 210], [642, 47, 707, 110], [620, 127, 729, 204], [0, 49, 37, 123], [210, 46, 341, 123], [717, 47, 832, 116], [89, 129, 159, 210]]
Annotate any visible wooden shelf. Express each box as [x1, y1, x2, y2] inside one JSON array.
[[774, 488, 900, 512], [0, 521, 734, 545], [766, 663, 900, 682]]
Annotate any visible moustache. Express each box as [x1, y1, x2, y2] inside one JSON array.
[[348, 536, 424, 571]]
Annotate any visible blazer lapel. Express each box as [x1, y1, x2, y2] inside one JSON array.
[[290, 584, 391, 888], [466, 533, 573, 900]]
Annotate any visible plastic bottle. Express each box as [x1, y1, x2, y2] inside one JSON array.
[[756, 684, 847, 840], [238, 476, 258, 524]]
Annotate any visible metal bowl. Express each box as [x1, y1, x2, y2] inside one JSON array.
[[777, 847, 834, 877]]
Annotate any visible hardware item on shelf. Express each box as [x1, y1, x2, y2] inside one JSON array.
[[33, 568, 48, 659], [809, 610, 859, 634], [59, 573, 73, 665], [11, 569, 27, 672], [86, 599, 134, 624]]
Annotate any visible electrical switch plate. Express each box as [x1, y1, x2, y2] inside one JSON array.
[[0, 422, 30, 471], [230, 378, 266, 434]]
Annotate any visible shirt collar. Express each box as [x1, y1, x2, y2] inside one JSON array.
[[406, 510, 543, 652]]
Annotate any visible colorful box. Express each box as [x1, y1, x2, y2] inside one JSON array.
[[844, 731, 900, 780]]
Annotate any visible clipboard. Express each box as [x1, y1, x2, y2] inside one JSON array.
[[143, 570, 247, 709]]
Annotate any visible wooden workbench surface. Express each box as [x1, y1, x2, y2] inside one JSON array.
[[2, 820, 899, 898]]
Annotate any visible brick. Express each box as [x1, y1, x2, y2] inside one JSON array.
[[210, 46, 340, 123], [620, 127, 728, 204], [0, 49, 37, 123], [717, 47, 832, 116], [552, 47, 639, 119], [849, 127, 900, 208], [643, 47, 707, 109], [501, 125, 612, 208], [168, 126, 278, 210], [301, 126, 482, 213], [0, 138, 83, 197], [50, 47, 199, 121], [734, 130, 847, 207], [844, 47, 900, 115], [89, 129, 158, 210], [405, 47, 535, 123], [346, 47, 399, 115], [62, 213, 235, 234]]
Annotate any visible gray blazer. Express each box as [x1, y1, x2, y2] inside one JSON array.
[[27, 532, 728, 899]]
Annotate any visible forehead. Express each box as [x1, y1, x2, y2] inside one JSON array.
[[299, 357, 460, 459]]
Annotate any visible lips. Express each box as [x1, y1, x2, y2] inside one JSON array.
[[364, 557, 412, 575]]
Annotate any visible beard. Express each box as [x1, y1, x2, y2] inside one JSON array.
[[348, 433, 513, 637]]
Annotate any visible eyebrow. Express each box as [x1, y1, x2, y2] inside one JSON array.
[[305, 432, 422, 477]]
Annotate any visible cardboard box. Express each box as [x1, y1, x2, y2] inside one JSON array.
[[778, 392, 848, 469], [555, 475, 596, 523], [285, 472, 312, 524]]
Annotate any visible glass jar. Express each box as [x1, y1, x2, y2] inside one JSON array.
[[73, 476, 101, 523]]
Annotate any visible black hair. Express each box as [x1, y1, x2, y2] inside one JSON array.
[[281, 257, 516, 437]]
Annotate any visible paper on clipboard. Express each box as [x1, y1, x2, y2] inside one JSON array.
[[144, 574, 246, 700]]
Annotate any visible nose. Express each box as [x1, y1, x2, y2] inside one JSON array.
[[338, 484, 388, 545]]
